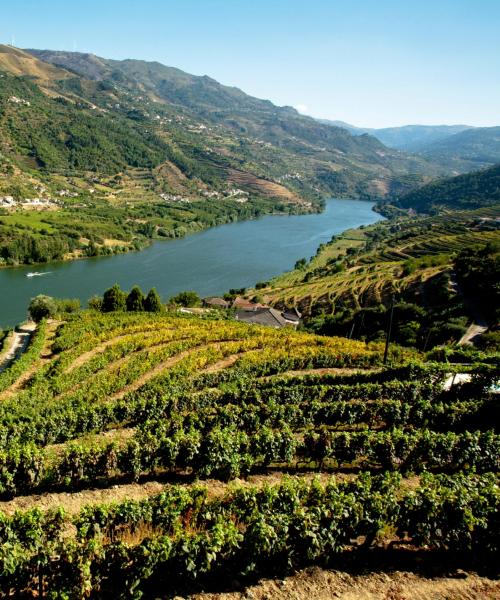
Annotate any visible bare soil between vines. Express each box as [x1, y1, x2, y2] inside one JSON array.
[[190, 566, 500, 600]]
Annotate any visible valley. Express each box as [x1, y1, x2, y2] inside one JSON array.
[[0, 198, 382, 328], [0, 18, 498, 599], [0, 44, 447, 269]]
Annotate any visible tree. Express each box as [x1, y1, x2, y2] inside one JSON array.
[[126, 285, 145, 312], [88, 295, 103, 311], [169, 290, 201, 307], [56, 298, 81, 314], [144, 288, 163, 312], [102, 284, 126, 312], [28, 295, 57, 322], [295, 258, 308, 270]]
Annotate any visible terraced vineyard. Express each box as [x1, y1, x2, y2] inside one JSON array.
[[255, 206, 500, 314], [0, 311, 498, 597]]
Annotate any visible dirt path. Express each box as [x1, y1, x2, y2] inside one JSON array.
[[201, 352, 246, 373], [0, 480, 168, 516], [0, 320, 59, 399], [0, 471, 333, 516], [192, 566, 500, 600], [0, 321, 36, 373]]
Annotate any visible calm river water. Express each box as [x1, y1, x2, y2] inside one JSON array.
[[0, 198, 383, 327]]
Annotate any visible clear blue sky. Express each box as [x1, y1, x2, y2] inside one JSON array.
[[3, 0, 499, 127]]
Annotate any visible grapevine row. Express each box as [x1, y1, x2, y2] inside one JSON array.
[[0, 427, 498, 496], [0, 473, 497, 597]]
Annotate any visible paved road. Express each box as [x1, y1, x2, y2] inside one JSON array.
[[0, 322, 37, 373]]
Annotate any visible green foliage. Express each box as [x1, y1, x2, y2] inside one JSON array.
[[454, 242, 500, 323], [398, 164, 500, 212], [126, 286, 145, 312], [0, 308, 497, 595], [307, 298, 468, 350], [477, 330, 500, 352], [144, 288, 163, 312], [0, 73, 168, 173], [294, 257, 308, 270], [169, 290, 201, 307], [28, 295, 57, 322], [102, 284, 126, 312], [55, 298, 81, 314], [87, 295, 103, 311], [0, 474, 497, 595]]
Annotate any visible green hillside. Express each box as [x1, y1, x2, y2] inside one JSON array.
[[0, 73, 168, 173], [0, 309, 497, 596], [0, 45, 453, 267], [397, 164, 500, 212], [0, 46, 320, 266], [321, 119, 500, 172], [243, 204, 500, 349], [27, 48, 446, 196], [421, 126, 500, 171]]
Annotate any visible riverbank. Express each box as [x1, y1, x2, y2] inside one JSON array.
[[1, 196, 320, 269], [0, 199, 383, 328]]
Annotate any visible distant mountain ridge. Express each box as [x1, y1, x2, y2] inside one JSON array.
[[420, 127, 500, 172], [320, 118, 500, 173], [318, 120, 473, 151]]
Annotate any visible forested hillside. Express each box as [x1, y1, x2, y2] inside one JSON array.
[[421, 126, 500, 171], [0, 73, 168, 173], [397, 164, 500, 212]]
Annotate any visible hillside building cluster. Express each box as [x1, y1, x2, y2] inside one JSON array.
[[0, 196, 59, 209], [203, 296, 301, 329]]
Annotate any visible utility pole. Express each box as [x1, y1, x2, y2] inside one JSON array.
[[383, 295, 395, 365]]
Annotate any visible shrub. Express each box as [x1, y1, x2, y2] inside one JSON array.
[[88, 295, 103, 311], [102, 284, 126, 312], [126, 286, 145, 312], [169, 291, 201, 307], [144, 288, 163, 312], [28, 295, 57, 322], [56, 298, 81, 314]]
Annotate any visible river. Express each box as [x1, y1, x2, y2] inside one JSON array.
[[0, 198, 383, 327]]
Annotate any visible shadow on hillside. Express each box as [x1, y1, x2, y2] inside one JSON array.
[[139, 546, 499, 599]]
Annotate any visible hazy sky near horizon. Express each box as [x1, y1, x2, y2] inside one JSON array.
[[3, 0, 499, 128]]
